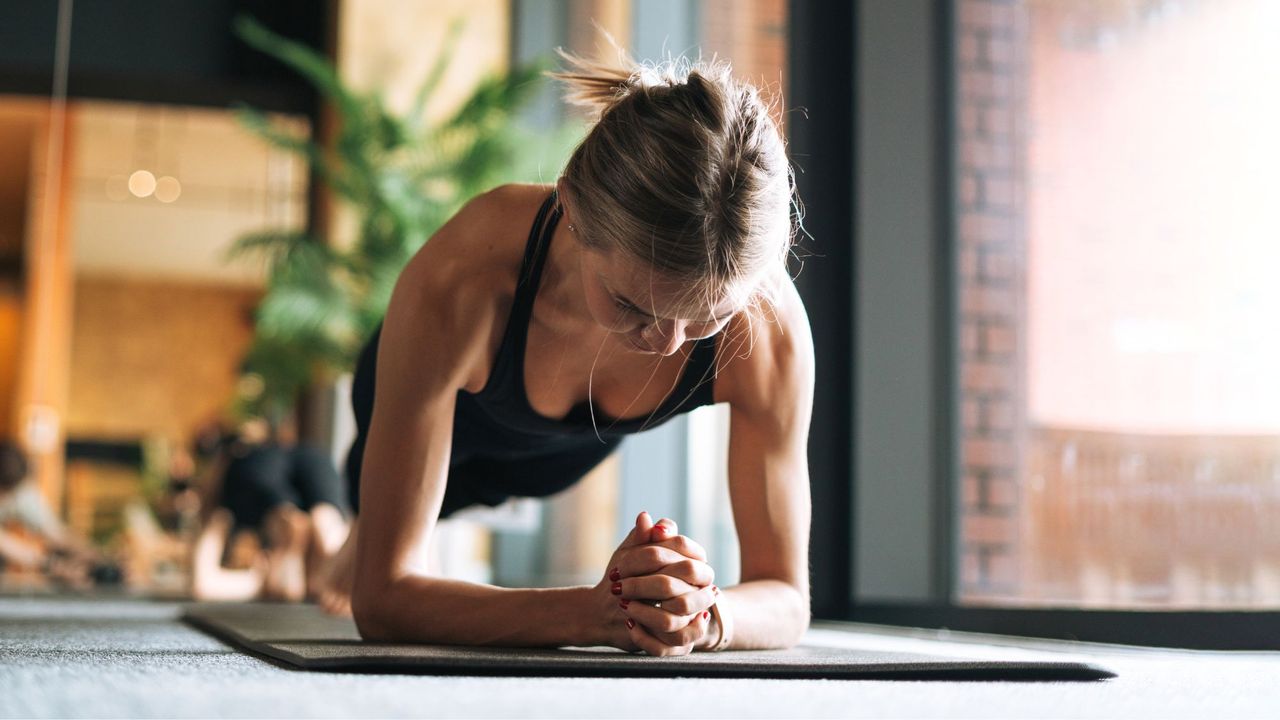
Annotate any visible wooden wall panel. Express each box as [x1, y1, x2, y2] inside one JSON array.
[[67, 276, 261, 444]]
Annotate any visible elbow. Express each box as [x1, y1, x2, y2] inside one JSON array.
[[784, 583, 811, 648], [351, 582, 396, 642]]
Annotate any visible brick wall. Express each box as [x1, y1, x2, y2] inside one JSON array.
[[701, 0, 789, 131], [67, 275, 261, 444], [956, 0, 1029, 599]]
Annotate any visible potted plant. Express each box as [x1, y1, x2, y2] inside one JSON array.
[[225, 15, 581, 433]]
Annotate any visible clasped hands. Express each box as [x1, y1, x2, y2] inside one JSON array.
[[596, 511, 720, 656]]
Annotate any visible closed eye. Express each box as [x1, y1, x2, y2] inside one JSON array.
[[613, 297, 647, 316]]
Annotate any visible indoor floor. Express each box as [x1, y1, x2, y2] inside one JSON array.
[[2, 596, 1278, 719]]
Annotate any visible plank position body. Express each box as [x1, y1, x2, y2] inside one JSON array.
[[325, 50, 815, 656]]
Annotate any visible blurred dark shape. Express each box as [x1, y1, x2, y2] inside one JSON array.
[[0, 0, 324, 113], [0, 440, 28, 493]]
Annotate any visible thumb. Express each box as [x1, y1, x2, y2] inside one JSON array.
[[619, 511, 655, 548]]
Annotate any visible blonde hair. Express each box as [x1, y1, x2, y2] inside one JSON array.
[[547, 47, 797, 314]]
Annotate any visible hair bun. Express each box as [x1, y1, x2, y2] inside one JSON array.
[[546, 47, 639, 120]]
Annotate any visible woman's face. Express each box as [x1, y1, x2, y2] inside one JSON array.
[[578, 245, 743, 356]]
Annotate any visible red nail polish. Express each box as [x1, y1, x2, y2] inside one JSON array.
[[619, 599, 630, 610], [611, 582, 622, 595], [626, 618, 636, 629], [712, 585, 719, 594], [703, 611, 709, 620], [609, 568, 621, 582]]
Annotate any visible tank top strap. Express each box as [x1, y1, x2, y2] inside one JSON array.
[[483, 189, 561, 397]]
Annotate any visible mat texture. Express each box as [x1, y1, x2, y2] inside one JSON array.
[[183, 603, 1114, 680]]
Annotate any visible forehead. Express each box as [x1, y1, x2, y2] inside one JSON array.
[[594, 250, 746, 320]]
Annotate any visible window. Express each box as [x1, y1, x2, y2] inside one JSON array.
[[954, 0, 1280, 609]]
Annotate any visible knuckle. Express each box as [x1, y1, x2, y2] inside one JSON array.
[[658, 576, 679, 596], [640, 547, 664, 565]]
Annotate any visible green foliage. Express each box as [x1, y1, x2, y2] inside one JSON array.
[[225, 15, 583, 421]]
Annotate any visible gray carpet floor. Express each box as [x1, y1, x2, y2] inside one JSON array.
[[3, 595, 1279, 719]]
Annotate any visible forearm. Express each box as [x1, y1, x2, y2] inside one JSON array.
[[355, 575, 602, 647], [709, 578, 809, 651]]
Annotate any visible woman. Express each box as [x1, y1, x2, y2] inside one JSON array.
[[323, 50, 814, 656]]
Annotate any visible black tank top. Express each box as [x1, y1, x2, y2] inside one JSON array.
[[351, 189, 721, 516], [447, 188, 720, 464]]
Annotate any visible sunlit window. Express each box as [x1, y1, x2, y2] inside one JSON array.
[[955, 0, 1280, 608]]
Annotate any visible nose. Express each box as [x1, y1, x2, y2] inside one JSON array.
[[641, 320, 685, 356]]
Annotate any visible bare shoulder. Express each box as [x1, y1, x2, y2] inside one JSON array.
[[385, 183, 552, 390], [716, 269, 816, 421]]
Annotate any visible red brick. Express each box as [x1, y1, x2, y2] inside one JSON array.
[[963, 474, 982, 508], [965, 438, 1015, 468], [959, 69, 1012, 101], [981, 324, 1016, 356], [981, 176, 1016, 209], [959, 212, 1015, 245], [959, 1, 1013, 32], [962, 398, 981, 431], [983, 35, 1015, 67], [960, 285, 1015, 316], [979, 250, 1015, 281], [984, 475, 1019, 508], [963, 361, 1014, 393], [980, 397, 1017, 431], [958, 247, 979, 279], [959, 172, 980, 207], [981, 106, 1014, 136], [964, 513, 1017, 545], [960, 138, 1015, 170], [961, 549, 982, 587], [960, 320, 981, 354], [958, 32, 981, 65], [984, 548, 1020, 587]]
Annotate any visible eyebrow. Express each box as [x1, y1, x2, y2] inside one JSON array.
[[612, 291, 736, 323]]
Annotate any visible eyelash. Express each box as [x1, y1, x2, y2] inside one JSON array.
[[613, 298, 643, 316]]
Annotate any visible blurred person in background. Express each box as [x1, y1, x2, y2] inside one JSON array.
[[186, 413, 351, 602], [0, 440, 106, 589]]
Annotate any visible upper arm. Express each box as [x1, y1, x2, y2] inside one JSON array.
[[722, 276, 816, 595], [352, 196, 499, 598]]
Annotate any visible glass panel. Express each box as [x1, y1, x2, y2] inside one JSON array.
[[955, 0, 1280, 608]]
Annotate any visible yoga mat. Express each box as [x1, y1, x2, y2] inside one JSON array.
[[184, 603, 1115, 681]]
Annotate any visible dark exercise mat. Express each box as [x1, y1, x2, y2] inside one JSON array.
[[184, 603, 1115, 681]]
